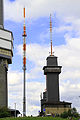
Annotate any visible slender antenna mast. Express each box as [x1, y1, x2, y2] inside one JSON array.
[[22, 7, 27, 117], [50, 14, 53, 56]]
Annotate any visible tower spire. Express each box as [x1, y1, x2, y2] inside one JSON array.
[[50, 14, 53, 56], [22, 7, 27, 117]]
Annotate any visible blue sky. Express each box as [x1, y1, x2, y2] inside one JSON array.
[[9, 0, 15, 2], [3, 0, 80, 116]]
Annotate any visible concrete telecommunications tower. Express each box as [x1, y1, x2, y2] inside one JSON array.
[[0, 0, 13, 107]]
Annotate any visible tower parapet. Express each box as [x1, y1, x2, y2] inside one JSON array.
[[0, 28, 13, 64]]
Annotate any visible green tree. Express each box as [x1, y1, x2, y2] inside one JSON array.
[[60, 108, 79, 118], [60, 111, 68, 118], [0, 107, 11, 118]]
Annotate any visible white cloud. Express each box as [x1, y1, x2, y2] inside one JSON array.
[[55, 26, 73, 33], [8, 70, 22, 85], [4, 0, 80, 22], [8, 74, 45, 115], [16, 43, 50, 67], [27, 82, 45, 115]]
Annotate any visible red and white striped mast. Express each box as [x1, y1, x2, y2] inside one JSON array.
[[22, 7, 27, 117]]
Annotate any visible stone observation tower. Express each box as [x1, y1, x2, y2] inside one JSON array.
[[40, 15, 71, 115], [0, 0, 13, 107]]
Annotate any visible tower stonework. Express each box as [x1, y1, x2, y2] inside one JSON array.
[[43, 55, 61, 102], [0, 0, 13, 107]]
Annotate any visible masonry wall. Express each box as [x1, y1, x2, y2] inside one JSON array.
[[45, 107, 71, 115], [46, 73, 60, 102]]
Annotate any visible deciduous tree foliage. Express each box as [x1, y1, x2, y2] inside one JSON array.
[[0, 107, 11, 118], [60, 108, 79, 118]]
